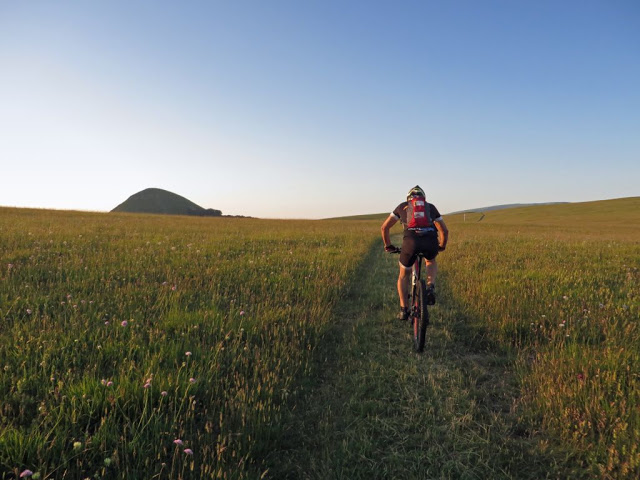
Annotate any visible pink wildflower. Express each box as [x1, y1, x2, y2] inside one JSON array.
[[173, 439, 183, 446], [161, 391, 168, 397], [20, 470, 33, 478], [184, 448, 193, 455], [239, 310, 245, 316], [189, 378, 196, 384], [143, 382, 151, 389], [106, 381, 113, 387], [121, 321, 128, 327], [185, 351, 192, 357]]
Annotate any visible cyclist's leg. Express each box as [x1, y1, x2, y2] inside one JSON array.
[[420, 235, 440, 286], [398, 236, 417, 309], [398, 263, 412, 309], [421, 236, 440, 305], [425, 257, 437, 286]]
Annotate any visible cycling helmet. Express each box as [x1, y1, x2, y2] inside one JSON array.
[[407, 185, 425, 199]]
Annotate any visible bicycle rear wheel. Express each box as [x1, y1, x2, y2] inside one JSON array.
[[412, 279, 429, 352]]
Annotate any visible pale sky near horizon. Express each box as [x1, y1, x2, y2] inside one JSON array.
[[1, 1, 638, 219]]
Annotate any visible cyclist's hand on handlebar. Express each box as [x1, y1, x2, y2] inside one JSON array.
[[385, 244, 400, 254]]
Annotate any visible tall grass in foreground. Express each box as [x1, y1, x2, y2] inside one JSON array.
[[0, 208, 378, 479], [441, 198, 639, 478]]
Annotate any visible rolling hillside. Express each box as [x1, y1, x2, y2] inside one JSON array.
[[0, 196, 638, 478], [330, 197, 639, 225], [447, 196, 640, 228]]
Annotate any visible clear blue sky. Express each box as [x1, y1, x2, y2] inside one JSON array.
[[1, 1, 638, 218]]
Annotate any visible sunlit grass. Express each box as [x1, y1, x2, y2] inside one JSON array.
[[1, 197, 638, 478], [441, 197, 640, 478], [0, 208, 379, 479]]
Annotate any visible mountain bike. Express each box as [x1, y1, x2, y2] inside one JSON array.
[[391, 249, 430, 353]]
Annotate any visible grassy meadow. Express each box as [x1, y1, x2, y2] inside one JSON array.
[[0, 209, 379, 479], [441, 197, 639, 478], [0, 196, 638, 479]]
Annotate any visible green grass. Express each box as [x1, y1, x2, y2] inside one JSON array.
[[259, 243, 570, 479], [442, 197, 640, 478], [1, 197, 638, 479], [0, 208, 379, 479]]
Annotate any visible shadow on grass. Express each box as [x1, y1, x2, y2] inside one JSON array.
[[431, 270, 595, 479], [252, 239, 383, 478]]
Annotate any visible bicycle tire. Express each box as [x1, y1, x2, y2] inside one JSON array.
[[412, 279, 429, 352]]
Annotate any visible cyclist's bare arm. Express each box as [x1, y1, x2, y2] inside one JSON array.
[[381, 214, 398, 249], [435, 218, 449, 250]]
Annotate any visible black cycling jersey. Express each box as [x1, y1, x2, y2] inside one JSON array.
[[390, 201, 442, 267]]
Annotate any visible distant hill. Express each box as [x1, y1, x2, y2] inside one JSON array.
[[327, 198, 637, 221], [326, 202, 567, 220], [112, 188, 222, 217], [448, 202, 568, 215], [447, 197, 640, 227], [327, 213, 390, 221]]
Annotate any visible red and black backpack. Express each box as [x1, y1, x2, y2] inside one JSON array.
[[406, 195, 433, 230]]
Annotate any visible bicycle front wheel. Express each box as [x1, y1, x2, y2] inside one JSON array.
[[412, 279, 429, 353]]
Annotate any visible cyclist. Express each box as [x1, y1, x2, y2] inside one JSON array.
[[380, 186, 449, 321]]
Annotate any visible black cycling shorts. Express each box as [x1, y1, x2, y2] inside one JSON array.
[[399, 232, 439, 268]]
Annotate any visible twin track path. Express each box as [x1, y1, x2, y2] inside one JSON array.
[[259, 240, 572, 480]]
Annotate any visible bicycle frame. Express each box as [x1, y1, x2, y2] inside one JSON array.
[[410, 252, 427, 315], [411, 254, 423, 293], [409, 253, 429, 352]]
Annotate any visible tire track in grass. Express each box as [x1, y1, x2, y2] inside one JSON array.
[[260, 238, 584, 479]]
